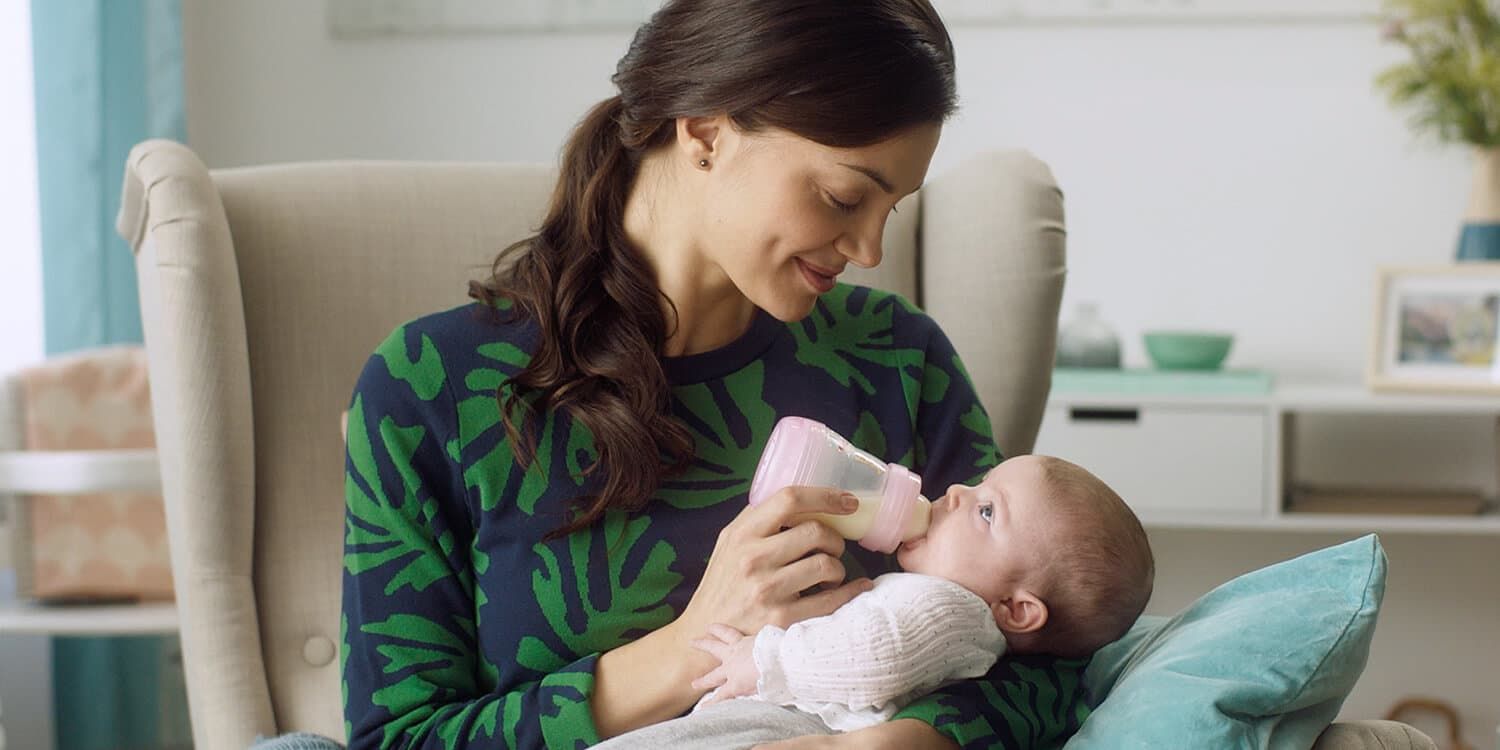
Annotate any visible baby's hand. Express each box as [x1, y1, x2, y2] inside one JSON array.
[[689, 623, 759, 704]]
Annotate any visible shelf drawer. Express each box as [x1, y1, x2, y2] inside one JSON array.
[[1033, 405, 1268, 517]]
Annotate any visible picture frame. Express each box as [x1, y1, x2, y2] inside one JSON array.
[[1367, 263, 1500, 395]]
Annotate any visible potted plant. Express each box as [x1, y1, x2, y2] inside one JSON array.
[[1377, 0, 1500, 260]]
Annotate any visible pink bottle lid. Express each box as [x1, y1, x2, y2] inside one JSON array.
[[748, 416, 923, 554], [747, 416, 823, 507]]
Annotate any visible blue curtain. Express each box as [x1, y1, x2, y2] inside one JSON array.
[[30, 0, 191, 748]]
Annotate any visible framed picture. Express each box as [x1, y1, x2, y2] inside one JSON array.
[[1368, 264, 1500, 394]]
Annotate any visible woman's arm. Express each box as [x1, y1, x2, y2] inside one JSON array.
[[855, 719, 960, 749], [751, 719, 958, 750], [591, 618, 714, 735]]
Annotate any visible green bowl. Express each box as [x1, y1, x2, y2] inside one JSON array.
[[1143, 331, 1234, 371]]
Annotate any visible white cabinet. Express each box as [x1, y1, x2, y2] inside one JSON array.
[[1037, 405, 1267, 519], [1034, 384, 1500, 534]]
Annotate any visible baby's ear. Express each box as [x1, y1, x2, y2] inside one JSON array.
[[992, 591, 1047, 634]]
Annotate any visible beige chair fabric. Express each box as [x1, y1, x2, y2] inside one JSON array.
[[1312, 720, 1440, 750], [117, 139, 1427, 750]]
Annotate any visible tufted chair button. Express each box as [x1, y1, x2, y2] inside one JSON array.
[[303, 636, 336, 667]]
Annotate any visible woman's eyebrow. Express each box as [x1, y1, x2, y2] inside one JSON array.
[[838, 163, 895, 194]]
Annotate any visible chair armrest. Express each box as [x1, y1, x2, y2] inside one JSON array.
[[0, 450, 161, 494], [119, 138, 275, 748], [1312, 720, 1439, 750]]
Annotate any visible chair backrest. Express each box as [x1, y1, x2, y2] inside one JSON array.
[[117, 139, 1064, 748]]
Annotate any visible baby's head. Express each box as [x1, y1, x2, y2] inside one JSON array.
[[896, 454, 1154, 658]]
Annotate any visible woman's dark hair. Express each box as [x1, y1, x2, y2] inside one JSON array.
[[469, 0, 958, 538]]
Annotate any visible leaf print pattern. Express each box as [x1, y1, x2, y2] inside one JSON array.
[[520, 510, 680, 671], [384, 333, 447, 402], [959, 402, 1003, 480], [344, 396, 466, 597], [660, 360, 777, 510], [343, 292, 1087, 749], [365, 613, 479, 746], [896, 656, 1090, 747], [790, 286, 925, 396]]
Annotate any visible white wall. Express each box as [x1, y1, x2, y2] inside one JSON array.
[[942, 24, 1470, 381], [184, 4, 1474, 384], [0, 0, 44, 374], [183, 1, 1498, 745], [0, 1, 52, 748]]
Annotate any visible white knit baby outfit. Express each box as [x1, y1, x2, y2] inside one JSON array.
[[743, 571, 1007, 732]]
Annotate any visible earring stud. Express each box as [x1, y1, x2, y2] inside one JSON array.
[[698, 159, 710, 169]]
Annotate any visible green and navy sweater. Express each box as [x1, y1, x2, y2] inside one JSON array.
[[342, 284, 1089, 749]]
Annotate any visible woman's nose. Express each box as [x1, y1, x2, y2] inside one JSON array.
[[837, 221, 885, 269]]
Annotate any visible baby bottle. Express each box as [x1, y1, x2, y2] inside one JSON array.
[[747, 416, 930, 553]]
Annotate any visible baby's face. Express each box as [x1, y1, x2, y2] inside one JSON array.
[[896, 455, 1054, 602]]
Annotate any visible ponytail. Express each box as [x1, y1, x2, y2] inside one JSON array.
[[470, 96, 694, 539]]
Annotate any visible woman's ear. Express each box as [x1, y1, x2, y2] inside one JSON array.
[[992, 591, 1047, 635], [676, 115, 726, 163]]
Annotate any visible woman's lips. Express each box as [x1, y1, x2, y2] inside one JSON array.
[[796, 257, 837, 293]]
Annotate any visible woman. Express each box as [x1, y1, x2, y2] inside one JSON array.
[[341, 0, 1088, 748]]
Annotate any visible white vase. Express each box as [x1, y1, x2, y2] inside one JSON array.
[[1056, 303, 1121, 369]]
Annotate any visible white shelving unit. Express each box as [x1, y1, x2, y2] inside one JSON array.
[[0, 449, 162, 495], [1035, 382, 1500, 535], [0, 449, 179, 634], [0, 448, 181, 750], [0, 601, 177, 636]]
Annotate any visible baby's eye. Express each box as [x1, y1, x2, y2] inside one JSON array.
[[978, 503, 993, 524]]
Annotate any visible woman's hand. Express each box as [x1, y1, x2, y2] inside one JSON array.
[[594, 486, 870, 739], [674, 486, 873, 644], [750, 720, 958, 750]]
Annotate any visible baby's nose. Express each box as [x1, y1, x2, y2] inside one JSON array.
[[943, 485, 966, 509]]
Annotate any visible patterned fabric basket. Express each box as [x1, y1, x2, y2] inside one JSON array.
[[8, 346, 172, 602]]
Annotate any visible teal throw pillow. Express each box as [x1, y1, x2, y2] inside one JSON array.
[[1066, 534, 1387, 749]]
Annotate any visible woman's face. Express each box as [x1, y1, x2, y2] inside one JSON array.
[[696, 122, 942, 322]]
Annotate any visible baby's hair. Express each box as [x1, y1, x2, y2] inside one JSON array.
[[1022, 456, 1154, 659]]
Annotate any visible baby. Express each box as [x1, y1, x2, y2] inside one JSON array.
[[595, 454, 1155, 747]]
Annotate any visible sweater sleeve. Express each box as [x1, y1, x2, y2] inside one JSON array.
[[753, 576, 1003, 710], [892, 310, 1092, 748], [341, 325, 601, 750]]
